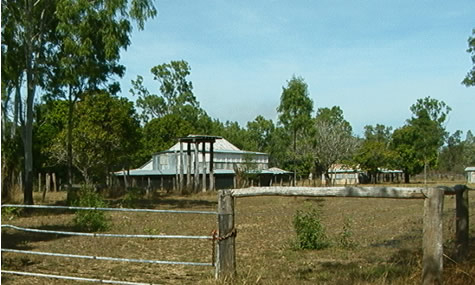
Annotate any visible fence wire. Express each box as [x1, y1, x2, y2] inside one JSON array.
[[1, 270, 156, 285], [1, 224, 212, 240], [1, 204, 217, 215], [1, 203, 217, 283], [2, 248, 214, 267]]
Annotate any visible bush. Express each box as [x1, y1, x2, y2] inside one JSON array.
[[293, 206, 330, 250], [338, 217, 358, 249], [73, 187, 109, 232], [121, 187, 144, 208], [1, 206, 23, 221]]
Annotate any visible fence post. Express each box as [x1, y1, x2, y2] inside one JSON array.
[[216, 190, 236, 279], [455, 185, 469, 261], [422, 187, 444, 285]]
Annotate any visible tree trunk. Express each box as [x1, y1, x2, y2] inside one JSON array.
[[293, 128, 297, 187], [23, 24, 35, 205], [67, 86, 74, 189], [424, 161, 428, 185], [324, 172, 331, 186], [404, 172, 410, 184]]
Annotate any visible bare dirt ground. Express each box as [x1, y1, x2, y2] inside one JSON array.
[[2, 182, 474, 284]]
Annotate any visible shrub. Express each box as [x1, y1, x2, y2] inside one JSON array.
[[121, 187, 144, 208], [338, 217, 358, 249], [293, 206, 330, 250], [1, 206, 22, 221], [73, 187, 109, 232]]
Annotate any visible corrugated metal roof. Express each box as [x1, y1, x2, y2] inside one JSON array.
[[114, 168, 291, 176], [164, 136, 267, 155], [139, 159, 153, 170], [465, 167, 475, 172], [267, 167, 292, 174], [169, 136, 241, 152]]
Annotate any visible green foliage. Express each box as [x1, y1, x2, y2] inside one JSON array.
[[293, 206, 330, 250], [1, 207, 23, 221], [463, 131, 475, 166], [2, 0, 156, 204], [338, 217, 358, 249], [33, 100, 69, 176], [462, 28, 475, 87], [438, 130, 464, 173], [49, 92, 141, 184], [315, 106, 352, 134], [390, 97, 451, 182], [277, 76, 314, 134], [121, 188, 145, 208], [390, 125, 424, 178], [439, 130, 475, 172], [309, 107, 357, 182], [143, 227, 160, 239], [277, 76, 314, 175], [246, 115, 275, 152], [73, 187, 109, 232], [354, 124, 393, 178], [141, 113, 195, 156], [132, 60, 199, 123]]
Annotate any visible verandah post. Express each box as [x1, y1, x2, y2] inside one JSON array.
[[216, 190, 236, 279], [422, 187, 444, 285]]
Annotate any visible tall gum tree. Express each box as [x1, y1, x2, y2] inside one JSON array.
[[391, 97, 451, 183], [2, 0, 58, 204], [2, 0, 156, 204], [277, 76, 314, 184]]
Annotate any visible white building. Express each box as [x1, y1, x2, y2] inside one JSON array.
[[465, 167, 475, 184], [115, 135, 290, 191]]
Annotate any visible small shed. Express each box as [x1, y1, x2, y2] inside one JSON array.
[[465, 167, 475, 184], [323, 164, 360, 185]]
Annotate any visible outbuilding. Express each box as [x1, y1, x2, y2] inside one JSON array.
[[465, 167, 475, 184]]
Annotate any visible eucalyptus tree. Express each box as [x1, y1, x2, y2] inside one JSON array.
[[277, 76, 314, 183], [463, 131, 475, 167], [462, 29, 475, 87], [277, 76, 314, 152], [309, 106, 357, 185], [2, 0, 157, 203], [246, 115, 275, 153], [131, 60, 199, 123], [391, 97, 451, 183], [354, 124, 393, 183], [2, 0, 59, 204], [438, 130, 465, 173], [48, 0, 157, 188]]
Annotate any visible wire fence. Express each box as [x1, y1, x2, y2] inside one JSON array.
[[2, 248, 214, 266], [1, 270, 154, 285], [1, 204, 217, 215], [1, 204, 217, 284], [1, 224, 212, 240]]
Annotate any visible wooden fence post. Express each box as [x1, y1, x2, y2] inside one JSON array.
[[455, 185, 469, 261], [216, 190, 236, 279], [422, 187, 444, 285]]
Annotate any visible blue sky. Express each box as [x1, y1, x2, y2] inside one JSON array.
[[120, 0, 474, 137]]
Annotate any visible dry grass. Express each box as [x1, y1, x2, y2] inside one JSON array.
[[2, 182, 474, 284]]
